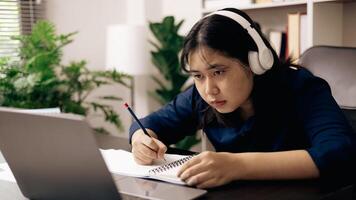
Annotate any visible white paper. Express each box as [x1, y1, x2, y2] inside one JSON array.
[[0, 163, 17, 183], [100, 149, 190, 185]]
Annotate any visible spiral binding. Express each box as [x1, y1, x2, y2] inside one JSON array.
[[148, 155, 193, 175]]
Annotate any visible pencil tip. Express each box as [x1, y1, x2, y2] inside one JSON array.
[[124, 103, 129, 108]]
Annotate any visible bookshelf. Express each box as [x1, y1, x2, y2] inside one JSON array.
[[202, 0, 308, 13], [202, 0, 351, 13], [201, 0, 356, 56]]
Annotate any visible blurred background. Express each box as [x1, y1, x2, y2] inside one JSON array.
[[1, 0, 355, 150]]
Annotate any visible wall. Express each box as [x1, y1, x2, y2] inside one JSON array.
[[45, 0, 127, 70], [45, 0, 132, 136], [162, 0, 202, 35], [44, 0, 204, 137], [126, 0, 164, 118]]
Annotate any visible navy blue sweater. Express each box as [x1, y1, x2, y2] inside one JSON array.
[[129, 67, 356, 183]]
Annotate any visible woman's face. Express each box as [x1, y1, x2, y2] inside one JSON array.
[[188, 47, 254, 113]]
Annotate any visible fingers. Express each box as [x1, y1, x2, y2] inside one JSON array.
[[131, 130, 167, 164], [186, 171, 213, 186], [177, 152, 229, 188], [135, 143, 158, 160], [140, 135, 167, 160], [133, 153, 151, 165], [152, 137, 167, 159], [177, 156, 199, 177], [141, 133, 160, 152], [195, 177, 219, 189], [181, 164, 223, 189]]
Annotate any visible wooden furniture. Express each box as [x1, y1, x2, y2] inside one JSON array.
[[164, 0, 356, 56], [202, 0, 356, 51]]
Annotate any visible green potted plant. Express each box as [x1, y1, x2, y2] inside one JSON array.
[[149, 16, 200, 150], [0, 20, 130, 134]]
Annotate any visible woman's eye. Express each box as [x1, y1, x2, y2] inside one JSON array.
[[193, 74, 202, 80], [213, 70, 224, 76]]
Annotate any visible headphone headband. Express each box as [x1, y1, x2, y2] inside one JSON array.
[[206, 10, 274, 74]]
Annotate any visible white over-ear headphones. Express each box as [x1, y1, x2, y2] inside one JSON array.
[[207, 10, 274, 75]]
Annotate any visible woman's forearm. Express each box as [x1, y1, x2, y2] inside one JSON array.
[[233, 150, 320, 180]]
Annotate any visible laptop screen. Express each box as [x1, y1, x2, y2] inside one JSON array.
[[0, 108, 121, 200]]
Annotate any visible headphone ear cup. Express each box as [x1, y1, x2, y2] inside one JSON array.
[[248, 51, 266, 75], [259, 48, 274, 70]]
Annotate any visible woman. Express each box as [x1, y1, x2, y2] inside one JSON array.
[[129, 8, 356, 189]]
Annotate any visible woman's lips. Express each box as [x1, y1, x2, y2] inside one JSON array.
[[211, 100, 226, 108]]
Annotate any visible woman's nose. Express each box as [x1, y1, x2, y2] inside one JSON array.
[[205, 78, 219, 95]]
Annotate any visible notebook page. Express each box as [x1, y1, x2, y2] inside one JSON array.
[[148, 156, 193, 185], [100, 149, 187, 179], [148, 164, 187, 185]]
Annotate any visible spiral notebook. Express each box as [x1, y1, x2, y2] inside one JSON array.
[[100, 149, 193, 185]]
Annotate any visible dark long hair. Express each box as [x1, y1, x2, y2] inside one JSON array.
[[180, 8, 294, 128]]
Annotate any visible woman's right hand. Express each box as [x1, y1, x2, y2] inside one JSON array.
[[131, 129, 167, 165]]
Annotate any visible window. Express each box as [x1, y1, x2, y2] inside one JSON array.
[[0, 0, 44, 59], [0, 0, 20, 58]]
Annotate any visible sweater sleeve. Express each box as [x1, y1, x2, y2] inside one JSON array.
[[129, 86, 200, 145], [294, 70, 356, 183]]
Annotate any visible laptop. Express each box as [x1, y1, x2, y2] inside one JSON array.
[[0, 107, 207, 200]]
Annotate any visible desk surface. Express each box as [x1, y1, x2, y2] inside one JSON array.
[[0, 134, 354, 200]]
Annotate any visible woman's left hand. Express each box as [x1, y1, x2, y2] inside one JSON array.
[[177, 151, 240, 188]]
